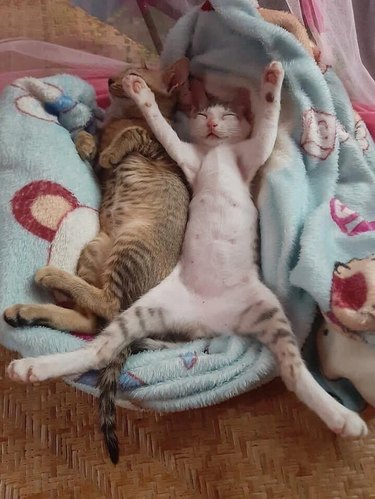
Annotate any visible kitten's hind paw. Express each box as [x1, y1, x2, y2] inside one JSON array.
[[329, 407, 368, 438], [7, 358, 50, 383], [3, 304, 44, 328]]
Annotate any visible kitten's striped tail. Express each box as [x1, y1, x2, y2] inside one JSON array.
[[97, 346, 131, 464]]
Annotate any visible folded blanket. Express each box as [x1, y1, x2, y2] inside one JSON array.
[[0, 73, 275, 411], [161, 0, 375, 409]]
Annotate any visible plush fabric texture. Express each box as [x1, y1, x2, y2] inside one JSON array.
[[0, 73, 275, 412], [0, 74, 101, 358], [161, 0, 375, 410], [2, 0, 375, 410]]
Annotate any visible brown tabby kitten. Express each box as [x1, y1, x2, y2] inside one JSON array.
[[4, 59, 191, 463]]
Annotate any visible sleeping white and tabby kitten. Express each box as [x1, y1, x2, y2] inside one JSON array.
[[7, 62, 367, 461]]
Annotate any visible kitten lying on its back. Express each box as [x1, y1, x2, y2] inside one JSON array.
[[6, 61, 368, 462]]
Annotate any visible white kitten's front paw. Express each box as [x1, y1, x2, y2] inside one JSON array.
[[264, 61, 284, 84], [262, 61, 285, 102], [7, 358, 51, 383], [329, 407, 368, 438], [122, 75, 155, 107]]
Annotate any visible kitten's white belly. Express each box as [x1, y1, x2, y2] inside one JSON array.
[[180, 188, 256, 296]]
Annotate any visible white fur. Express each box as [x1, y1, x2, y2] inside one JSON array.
[[7, 62, 368, 438], [190, 104, 251, 147]]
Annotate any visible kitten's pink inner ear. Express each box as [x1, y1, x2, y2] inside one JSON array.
[[232, 87, 252, 121], [191, 78, 208, 112], [163, 57, 190, 93]]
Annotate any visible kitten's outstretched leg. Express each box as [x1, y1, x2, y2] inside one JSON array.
[[122, 74, 201, 185], [236, 61, 284, 181], [236, 282, 368, 438], [6, 268, 198, 382]]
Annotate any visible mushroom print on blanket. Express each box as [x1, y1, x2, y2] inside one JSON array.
[[6, 61, 368, 439]]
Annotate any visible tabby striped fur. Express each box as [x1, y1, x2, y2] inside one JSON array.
[[4, 60, 191, 463]]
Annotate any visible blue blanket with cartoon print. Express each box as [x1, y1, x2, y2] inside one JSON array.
[[0, 73, 274, 412], [161, 0, 375, 408], [2, 0, 375, 413]]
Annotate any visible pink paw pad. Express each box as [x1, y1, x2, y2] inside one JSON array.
[[264, 62, 282, 85], [264, 70, 278, 85], [132, 81, 143, 93]]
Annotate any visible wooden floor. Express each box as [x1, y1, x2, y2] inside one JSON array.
[[1, 346, 375, 499]]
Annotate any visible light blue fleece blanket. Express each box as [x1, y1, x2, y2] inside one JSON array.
[[0, 72, 274, 411], [0, 74, 101, 359], [161, 0, 375, 408], [2, 0, 375, 412]]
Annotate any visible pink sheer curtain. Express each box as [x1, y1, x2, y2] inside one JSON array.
[[0, 39, 126, 107], [2, 1, 374, 129], [286, 0, 375, 137], [0, 2, 198, 104]]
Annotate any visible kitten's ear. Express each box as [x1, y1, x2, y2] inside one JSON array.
[[190, 78, 209, 113], [163, 57, 190, 93], [232, 88, 252, 122]]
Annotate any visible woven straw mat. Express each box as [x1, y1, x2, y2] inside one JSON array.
[[0, 0, 151, 62], [1, 1, 375, 498]]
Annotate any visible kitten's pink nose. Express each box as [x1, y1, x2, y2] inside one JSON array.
[[207, 120, 218, 130]]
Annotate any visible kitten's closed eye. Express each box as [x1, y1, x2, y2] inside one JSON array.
[[197, 112, 207, 118], [223, 113, 237, 118]]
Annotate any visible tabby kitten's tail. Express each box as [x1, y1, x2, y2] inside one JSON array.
[[97, 338, 183, 463], [97, 346, 131, 464]]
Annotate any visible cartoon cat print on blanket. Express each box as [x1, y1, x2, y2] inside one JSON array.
[[301, 108, 337, 160], [355, 118, 370, 152], [301, 109, 371, 161], [326, 255, 375, 333]]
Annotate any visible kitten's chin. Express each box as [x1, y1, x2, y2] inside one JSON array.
[[197, 135, 227, 147]]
